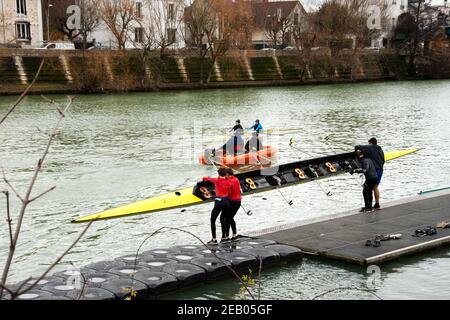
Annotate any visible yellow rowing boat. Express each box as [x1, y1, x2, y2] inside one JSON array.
[[72, 149, 418, 223]]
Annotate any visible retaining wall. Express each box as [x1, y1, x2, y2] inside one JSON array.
[[0, 48, 417, 95]]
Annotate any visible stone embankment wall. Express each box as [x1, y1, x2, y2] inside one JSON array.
[[0, 48, 433, 95]]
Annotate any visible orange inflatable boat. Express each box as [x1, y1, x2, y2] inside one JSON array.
[[199, 146, 278, 166]]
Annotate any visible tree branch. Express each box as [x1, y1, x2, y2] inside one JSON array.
[[16, 220, 93, 297], [29, 186, 56, 203], [2, 191, 13, 245], [0, 59, 45, 126], [2, 169, 24, 203], [0, 96, 75, 298]]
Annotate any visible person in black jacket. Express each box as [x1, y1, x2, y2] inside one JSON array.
[[245, 132, 264, 152], [230, 120, 244, 135], [352, 150, 378, 213], [221, 120, 245, 156], [355, 138, 385, 209]]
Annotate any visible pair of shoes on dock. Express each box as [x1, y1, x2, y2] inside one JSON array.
[[412, 227, 437, 237], [365, 239, 381, 247], [360, 204, 382, 213], [365, 234, 402, 247]]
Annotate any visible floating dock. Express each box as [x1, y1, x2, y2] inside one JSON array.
[[254, 189, 450, 265], [4, 189, 450, 300]]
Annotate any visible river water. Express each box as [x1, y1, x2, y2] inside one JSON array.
[[1, 80, 450, 299]]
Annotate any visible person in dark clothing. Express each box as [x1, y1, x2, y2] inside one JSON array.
[[230, 120, 244, 135], [225, 168, 242, 241], [355, 138, 385, 209], [352, 150, 378, 212], [222, 133, 244, 156], [245, 132, 264, 153], [202, 167, 232, 245]]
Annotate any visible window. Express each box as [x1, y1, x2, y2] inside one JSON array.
[[392, 0, 397, 4], [293, 13, 299, 26], [168, 3, 174, 20], [136, 2, 142, 18], [167, 28, 176, 44], [16, 22, 31, 40], [16, 0, 27, 15], [135, 27, 144, 43]]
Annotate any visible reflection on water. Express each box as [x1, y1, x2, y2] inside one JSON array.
[[1, 80, 450, 299]]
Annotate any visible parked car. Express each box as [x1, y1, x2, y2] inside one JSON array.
[[39, 42, 75, 50], [261, 47, 276, 51], [283, 46, 296, 51], [363, 46, 380, 53]]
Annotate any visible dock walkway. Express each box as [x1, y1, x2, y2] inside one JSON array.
[[255, 189, 450, 265]]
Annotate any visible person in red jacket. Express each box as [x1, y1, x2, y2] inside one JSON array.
[[225, 168, 242, 241], [203, 167, 231, 245]]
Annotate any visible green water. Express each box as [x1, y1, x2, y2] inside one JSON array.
[[1, 80, 450, 299]]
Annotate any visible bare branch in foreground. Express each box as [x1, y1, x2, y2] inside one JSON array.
[[0, 96, 75, 298], [2, 191, 14, 245], [0, 59, 45, 126], [15, 220, 93, 298], [2, 169, 24, 203], [28, 186, 56, 203]]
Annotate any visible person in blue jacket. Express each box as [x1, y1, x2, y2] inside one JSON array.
[[248, 119, 263, 134]]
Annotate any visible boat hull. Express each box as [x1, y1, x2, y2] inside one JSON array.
[[72, 149, 418, 223], [199, 146, 277, 166]]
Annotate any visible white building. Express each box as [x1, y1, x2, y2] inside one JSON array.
[[89, 0, 186, 50], [251, 0, 306, 48], [371, 0, 409, 48], [0, 0, 43, 47]]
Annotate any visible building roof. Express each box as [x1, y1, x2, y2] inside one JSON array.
[[251, 0, 303, 28]]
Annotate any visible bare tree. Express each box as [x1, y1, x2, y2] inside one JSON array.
[[204, 0, 253, 82], [100, 0, 139, 50], [77, 0, 101, 49], [265, 12, 294, 47], [184, 0, 252, 83], [43, 0, 80, 41], [140, 0, 185, 57], [42, 0, 99, 47], [407, 0, 431, 75], [184, 0, 216, 50], [292, 11, 317, 81], [310, 0, 374, 53]]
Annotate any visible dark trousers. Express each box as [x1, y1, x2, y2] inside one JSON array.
[[222, 136, 244, 156], [210, 198, 229, 239], [226, 200, 241, 237], [363, 178, 378, 209]]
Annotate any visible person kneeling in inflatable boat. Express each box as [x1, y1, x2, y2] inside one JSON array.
[[245, 132, 264, 153]]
